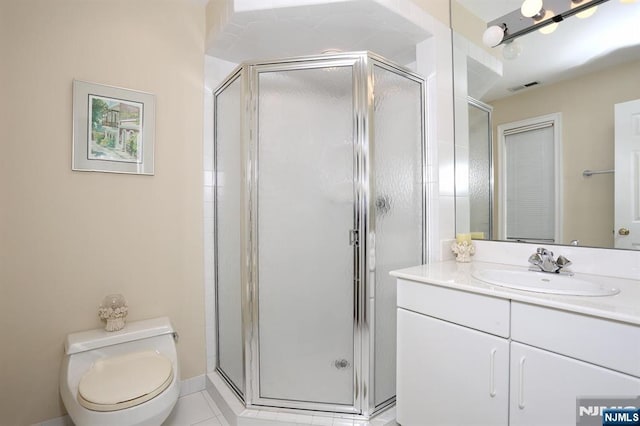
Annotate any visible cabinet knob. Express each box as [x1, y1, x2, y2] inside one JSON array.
[[618, 228, 630, 236]]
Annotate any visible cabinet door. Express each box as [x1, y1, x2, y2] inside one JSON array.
[[397, 309, 509, 426], [510, 342, 640, 426]]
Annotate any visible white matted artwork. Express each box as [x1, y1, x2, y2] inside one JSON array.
[[72, 80, 155, 175]]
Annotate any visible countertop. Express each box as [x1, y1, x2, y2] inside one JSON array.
[[391, 261, 640, 326]]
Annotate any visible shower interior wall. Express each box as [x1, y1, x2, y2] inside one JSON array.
[[213, 52, 426, 418]]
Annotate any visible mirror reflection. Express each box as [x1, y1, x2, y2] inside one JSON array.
[[452, 0, 640, 250]]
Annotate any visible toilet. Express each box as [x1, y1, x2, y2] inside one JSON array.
[[60, 317, 180, 426]]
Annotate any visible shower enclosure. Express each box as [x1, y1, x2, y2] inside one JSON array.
[[214, 51, 426, 418]]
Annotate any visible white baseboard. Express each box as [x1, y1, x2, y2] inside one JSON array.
[[35, 415, 73, 426], [179, 374, 207, 397]]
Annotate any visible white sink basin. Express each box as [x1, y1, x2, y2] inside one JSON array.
[[472, 269, 620, 296]]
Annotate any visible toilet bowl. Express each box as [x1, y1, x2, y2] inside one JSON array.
[[60, 317, 180, 426]]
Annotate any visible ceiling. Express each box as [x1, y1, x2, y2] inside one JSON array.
[[206, 0, 433, 65], [456, 0, 640, 101], [206, 0, 640, 101]]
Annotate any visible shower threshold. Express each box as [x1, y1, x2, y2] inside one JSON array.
[[206, 372, 397, 426]]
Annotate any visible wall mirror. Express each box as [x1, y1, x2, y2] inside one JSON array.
[[451, 0, 640, 250]]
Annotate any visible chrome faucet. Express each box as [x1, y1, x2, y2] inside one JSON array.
[[528, 247, 573, 274]]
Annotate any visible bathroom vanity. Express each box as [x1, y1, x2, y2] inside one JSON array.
[[392, 261, 640, 426]]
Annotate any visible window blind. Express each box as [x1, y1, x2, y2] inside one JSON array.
[[504, 123, 555, 242]]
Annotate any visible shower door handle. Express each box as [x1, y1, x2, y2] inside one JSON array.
[[349, 230, 359, 246]]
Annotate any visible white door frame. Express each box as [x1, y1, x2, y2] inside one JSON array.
[[614, 99, 640, 250], [497, 112, 563, 243]]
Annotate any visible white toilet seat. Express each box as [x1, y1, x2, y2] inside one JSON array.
[[77, 350, 173, 412]]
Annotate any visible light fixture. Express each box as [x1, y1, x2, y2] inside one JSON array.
[[484, 0, 610, 47], [538, 10, 560, 34], [521, 0, 545, 17], [502, 40, 522, 59], [571, 0, 598, 17], [482, 24, 507, 47]]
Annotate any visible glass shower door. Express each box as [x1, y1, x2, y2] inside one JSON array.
[[468, 100, 492, 239], [214, 73, 245, 396], [371, 61, 424, 409], [254, 63, 356, 407]]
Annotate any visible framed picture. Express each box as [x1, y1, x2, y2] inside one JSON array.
[[72, 80, 155, 175]]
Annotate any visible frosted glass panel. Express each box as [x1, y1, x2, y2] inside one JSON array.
[[505, 125, 555, 241], [468, 103, 491, 238], [257, 66, 354, 405], [215, 76, 244, 395], [372, 64, 423, 407]]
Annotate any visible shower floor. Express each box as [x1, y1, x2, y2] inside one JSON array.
[[206, 372, 398, 426]]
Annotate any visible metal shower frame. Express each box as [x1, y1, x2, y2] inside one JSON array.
[[213, 51, 427, 419], [467, 96, 494, 241]]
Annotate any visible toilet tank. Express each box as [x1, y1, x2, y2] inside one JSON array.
[[61, 317, 179, 398], [65, 317, 176, 355]]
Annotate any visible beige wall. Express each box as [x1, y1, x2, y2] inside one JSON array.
[[491, 59, 640, 247], [0, 1, 206, 424], [451, 0, 496, 57], [413, 0, 450, 26]]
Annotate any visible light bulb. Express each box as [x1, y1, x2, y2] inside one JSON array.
[[538, 10, 559, 34], [539, 22, 559, 34], [482, 25, 506, 47], [571, 1, 598, 18], [502, 41, 522, 60], [576, 6, 597, 17], [521, 0, 543, 17]]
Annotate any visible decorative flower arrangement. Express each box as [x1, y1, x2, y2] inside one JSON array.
[[98, 294, 128, 332], [451, 234, 476, 263]]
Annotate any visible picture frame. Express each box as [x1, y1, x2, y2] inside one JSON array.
[[72, 80, 155, 175]]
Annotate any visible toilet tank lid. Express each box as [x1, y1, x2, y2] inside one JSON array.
[[65, 317, 175, 355]]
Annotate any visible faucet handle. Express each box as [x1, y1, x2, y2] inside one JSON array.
[[556, 255, 572, 268], [528, 253, 542, 266], [536, 247, 553, 257]]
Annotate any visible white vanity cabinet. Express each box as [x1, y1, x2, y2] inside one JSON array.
[[509, 302, 640, 426], [397, 308, 509, 425], [510, 342, 640, 426], [395, 277, 640, 426], [396, 279, 511, 426]]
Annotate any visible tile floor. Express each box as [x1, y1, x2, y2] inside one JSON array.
[[163, 391, 227, 426], [163, 391, 398, 426]]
